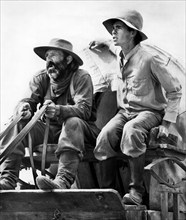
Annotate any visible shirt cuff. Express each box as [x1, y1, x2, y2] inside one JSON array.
[[163, 111, 178, 123]]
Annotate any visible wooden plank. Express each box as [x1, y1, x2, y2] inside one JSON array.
[[124, 205, 147, 220], [160, 191, 169, 220], [173, 193, 180, 220], [0, 212, 125, 220], [147, 160, 186, 213], [0, 189, 125, 220], [146, 210, 186, 220]]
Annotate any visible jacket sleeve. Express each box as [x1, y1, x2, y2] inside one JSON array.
[[14, 70, 48, 115], [151, 55, 182, 123], [57, 70, 94, 121]]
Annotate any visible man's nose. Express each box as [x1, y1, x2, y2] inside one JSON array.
[[112, 28, 117, 35]]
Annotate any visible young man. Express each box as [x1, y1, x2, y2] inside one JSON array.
[[92, 10, 182, 205], [0, 38, 100, 190]]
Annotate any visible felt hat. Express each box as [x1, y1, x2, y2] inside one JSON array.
[[34, 38, 83, 66], [103, 10, 148, 41]]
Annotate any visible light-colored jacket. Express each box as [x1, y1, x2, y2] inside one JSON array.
[[113, 44, 182, 123]]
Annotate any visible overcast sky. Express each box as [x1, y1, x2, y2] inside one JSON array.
[[0, 0, 185, 128]]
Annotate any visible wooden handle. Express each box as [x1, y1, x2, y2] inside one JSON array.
[[0, 114, 23, 141], [41, 117, 50, 175], [0, 105, 48, 165]]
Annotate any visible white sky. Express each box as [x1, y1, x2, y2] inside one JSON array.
[[0, 0, 186, 129]]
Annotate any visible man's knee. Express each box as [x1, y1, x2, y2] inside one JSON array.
[[100, 123, 117, 138], [123, 122, 146, 141], [123, 122, 136, 135], [63, 117, 83, 131]]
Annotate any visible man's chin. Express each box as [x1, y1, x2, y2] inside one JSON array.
[[113, 41, 119, 46]]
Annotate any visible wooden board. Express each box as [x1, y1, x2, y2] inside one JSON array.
[[145, 160, 186, 213], [0, 189, 125, 220], [146, 210, 186, 220], [124, 205, 147, 220]]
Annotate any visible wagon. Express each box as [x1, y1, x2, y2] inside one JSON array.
[[0, 42, 186, 220]]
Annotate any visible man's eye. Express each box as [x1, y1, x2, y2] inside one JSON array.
[[113, 26, 121, 31], [117, 26, 122, 29]]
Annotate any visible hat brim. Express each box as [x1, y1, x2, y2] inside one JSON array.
[[34, 46, 83, 66], [103, 18, 148, 41]]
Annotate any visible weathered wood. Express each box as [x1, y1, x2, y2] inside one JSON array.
[[0, 105, 48, 164], [147, 160, 186, 213], [146, 210, 186, 220], [161, 191, 169, 220], [145, 157, 186, 188], [0, 189, 125, 220], [159, 184, 183, 220], [0, 212, 125, 220], [0, 114, 23, 141], [124, 205, 147, 220], [173, 193, 179, 220]]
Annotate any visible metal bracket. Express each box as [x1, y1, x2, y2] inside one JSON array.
[[52, 209, 62, 220]]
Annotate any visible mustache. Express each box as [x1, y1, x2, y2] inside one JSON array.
[[46, 60, 67, 72]]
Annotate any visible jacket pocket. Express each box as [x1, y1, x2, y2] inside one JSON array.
[[128, 78, 150, 96]]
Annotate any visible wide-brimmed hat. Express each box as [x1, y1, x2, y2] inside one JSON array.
[[103, 10, 148, 41], [34, 38, 83, 66]]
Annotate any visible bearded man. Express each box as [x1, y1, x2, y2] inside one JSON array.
[[0, 38, 100, 190]]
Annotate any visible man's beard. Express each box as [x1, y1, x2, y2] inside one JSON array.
[[46, 61, 67, 81]]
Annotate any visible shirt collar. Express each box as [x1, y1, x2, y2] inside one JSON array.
[[119, 43, 141, 62]]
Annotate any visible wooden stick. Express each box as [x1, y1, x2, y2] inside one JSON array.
[[41, 117, 50, 175], [0, 105, 48, 164], [0, 114, 23, 141]]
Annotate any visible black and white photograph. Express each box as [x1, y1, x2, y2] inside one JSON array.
[[0, 1, 186, 219]]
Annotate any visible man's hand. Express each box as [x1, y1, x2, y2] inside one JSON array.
[[17, 102, 32, 120], [44, 100, 60, 119], [157, 120, 171, 138], [89, 38, 109, 49]]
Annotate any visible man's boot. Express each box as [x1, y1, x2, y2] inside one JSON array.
[[99, 157, 117, 189], [0, 154, 22, 190], [36, 150, 80, 189], [122, 154, 145, 205]]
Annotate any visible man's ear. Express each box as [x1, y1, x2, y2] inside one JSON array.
[[131, 30, 137, 38], [66, 55, 73, 64]]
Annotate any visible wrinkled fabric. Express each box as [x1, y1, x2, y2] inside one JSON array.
[[0, 68, 100, 156], [94, 109, 162, 159], [49, 70, 74, 98], [112, 44, 182, 123]]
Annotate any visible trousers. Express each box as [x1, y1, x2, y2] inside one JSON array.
[[94, 109, 162, 160], [0, 117, 100, 158]]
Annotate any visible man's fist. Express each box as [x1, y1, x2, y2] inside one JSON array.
[[17, 102, 32, 120], [44, 100, 60, 119]]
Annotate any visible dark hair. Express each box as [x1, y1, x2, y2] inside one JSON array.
[[134, 32, 142, 45], [63, 52, 79, 74], [125, 25, 142, 45]]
